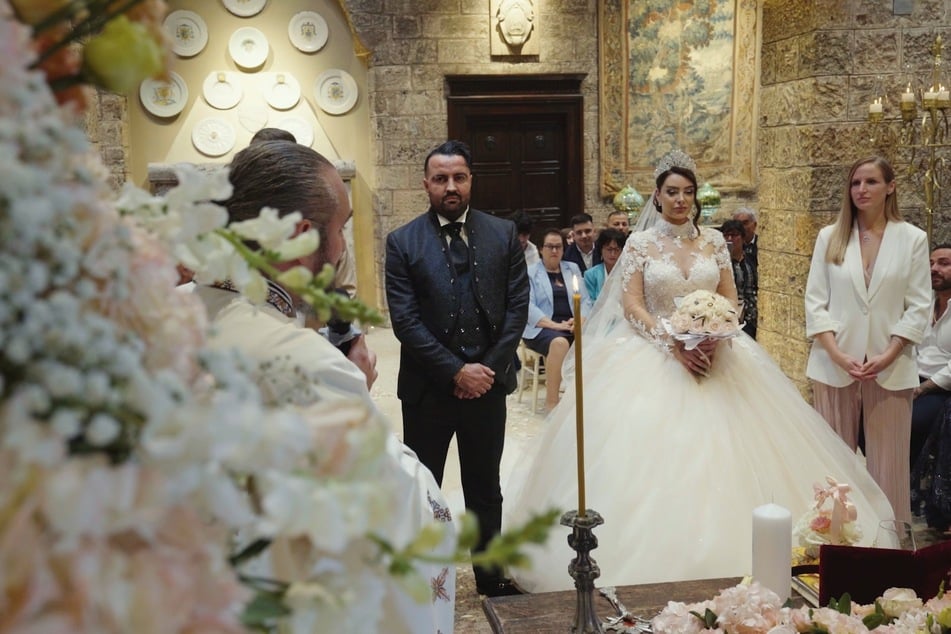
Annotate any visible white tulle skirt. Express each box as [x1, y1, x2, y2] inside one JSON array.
[[502, 331, 895, 592]]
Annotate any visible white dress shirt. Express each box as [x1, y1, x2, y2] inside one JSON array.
[[917, 299, 951, 389]]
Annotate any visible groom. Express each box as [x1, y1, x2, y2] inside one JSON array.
[[385, 140, 529, 597]]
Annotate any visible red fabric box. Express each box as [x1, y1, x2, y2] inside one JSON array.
[[818, 541, 951, 605]]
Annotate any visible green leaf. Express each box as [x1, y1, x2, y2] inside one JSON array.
[[229, 538, 272, 567], [241, 591, 291, 628], [862, 613, 885, 629]]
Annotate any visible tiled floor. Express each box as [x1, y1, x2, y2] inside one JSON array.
[[364, 326, 947, 632]]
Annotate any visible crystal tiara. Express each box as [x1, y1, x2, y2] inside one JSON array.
[[653, 149, 697, 179]]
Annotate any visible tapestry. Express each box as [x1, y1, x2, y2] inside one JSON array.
[[599, 0, 759, 195]]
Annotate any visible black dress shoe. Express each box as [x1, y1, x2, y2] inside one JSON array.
[[477, 579, 525, 597]]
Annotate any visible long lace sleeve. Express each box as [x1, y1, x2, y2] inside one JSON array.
[[621, 234, 672, 355]]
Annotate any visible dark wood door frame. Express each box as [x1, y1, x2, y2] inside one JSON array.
[[446, 74, 585, 228]]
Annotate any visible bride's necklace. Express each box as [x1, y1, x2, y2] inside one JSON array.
[[655, 217, 698, 240]]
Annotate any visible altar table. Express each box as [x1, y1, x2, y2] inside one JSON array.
[[482, 577, 743, 633]]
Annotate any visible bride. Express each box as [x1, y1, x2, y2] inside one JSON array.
[[503, 152, 896, 592]]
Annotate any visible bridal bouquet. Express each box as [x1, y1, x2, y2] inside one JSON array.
[[665, 289, 742, 350], [652, 581, 951, 633], [794, 476, 863, 558]]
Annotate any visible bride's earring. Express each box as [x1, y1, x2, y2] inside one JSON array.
[[652, 195, 661, 212]]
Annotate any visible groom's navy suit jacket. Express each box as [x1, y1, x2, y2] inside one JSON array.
[[385, 208, 529, 402]]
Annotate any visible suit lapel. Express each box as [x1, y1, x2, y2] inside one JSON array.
[[866, 221, 895, 301], [846, 227, 869, 302]]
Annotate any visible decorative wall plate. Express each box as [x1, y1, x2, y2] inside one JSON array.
[[314, 69, 358, 115], [164, 10, 207, 57], [202, 71, 243, 110], [139, 71, 188, 118], [265, 73, 301, 110], [288, 11, 328, 53], [274, 116, 313, 147], [222, 0, 266, 17], [192, 117, 236, 157], [237, 102, 268, 133], [229, 27, 269, 69]]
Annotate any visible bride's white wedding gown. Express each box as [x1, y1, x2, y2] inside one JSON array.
[[503, 221, 895, 592]]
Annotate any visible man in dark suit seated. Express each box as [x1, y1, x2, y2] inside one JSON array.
[[385, 140, 529, 597], [562, 212, 600, 274]]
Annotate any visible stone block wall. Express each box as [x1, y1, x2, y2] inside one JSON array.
[[82, 91, 130, 192], [759, 0, 951, 395], [342, 0, 606, 309]]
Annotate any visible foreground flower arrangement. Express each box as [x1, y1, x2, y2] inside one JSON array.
[[652, 582, 951, 634], [0, 2, 557, 631]]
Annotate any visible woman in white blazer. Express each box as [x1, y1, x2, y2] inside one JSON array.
[[805, 156, 931, 523], [524, 229, 593, 411]]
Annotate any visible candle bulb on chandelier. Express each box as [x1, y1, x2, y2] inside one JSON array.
[[901, 84, 916, 103], [938, 85, 950, 107], [572, 275, 586, 518], [868, 98, 883, 114]]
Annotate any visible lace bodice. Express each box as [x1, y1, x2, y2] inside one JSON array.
[[622, 223, 731, 319]]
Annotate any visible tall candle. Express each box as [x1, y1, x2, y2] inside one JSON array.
[[752, 503, 791, 602], [572, 276, 586, 517]]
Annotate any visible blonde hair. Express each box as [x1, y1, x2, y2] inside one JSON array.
[[825, 156, 902, 264]]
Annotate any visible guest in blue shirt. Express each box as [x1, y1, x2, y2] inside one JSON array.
[[584, 228, 627, 302], [524, 229, 593, 411]]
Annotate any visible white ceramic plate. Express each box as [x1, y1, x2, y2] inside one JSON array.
[[139, 71, 188, 118], [288, 11, 328, 53], [222, 0, 266, 17], [265, 73, 301, 110], [314, 69, 358, 115], [202, 71, 243, 110], [164, 10, 208, 57], [274, 116, 313, 147], [192, 117, 236, 157], [229, 27, 269, 69], [237, 102, 269, 133]]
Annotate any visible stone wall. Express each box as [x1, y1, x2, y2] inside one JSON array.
[[341, 0, 606, 308], [759, 0, 951, 395], [82, 91, 130, 191]]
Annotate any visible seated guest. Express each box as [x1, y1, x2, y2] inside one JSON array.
[[606, 210, 631, 234], [562, 213, 599, 273], [524, 229, 593, 411], [584, 228, 626, 302], [513, 209, 539, 267], [720, 219, 758, 339], [911, 244, 951, 467]]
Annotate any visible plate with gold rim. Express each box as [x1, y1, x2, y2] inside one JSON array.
[[314, 68, 357, 115], [164, 10, 207, 57], [288, 11, 328, 53], [222, 0, 266, 18]]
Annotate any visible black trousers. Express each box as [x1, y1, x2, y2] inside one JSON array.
[[402, 384, 507, 587], [911, 382, 951, 468]]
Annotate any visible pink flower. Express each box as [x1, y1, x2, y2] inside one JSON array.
[[810, 514, 831, 533]]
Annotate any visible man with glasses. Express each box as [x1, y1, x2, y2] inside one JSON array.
[[385, 140, 529, 597]]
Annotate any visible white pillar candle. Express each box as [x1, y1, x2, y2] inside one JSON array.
[[752, 503, 792, 602], [868, 101, 883, 114]]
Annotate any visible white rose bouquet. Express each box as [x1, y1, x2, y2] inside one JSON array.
[[664, 289, 742, 350]]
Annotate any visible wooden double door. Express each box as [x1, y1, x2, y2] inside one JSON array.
[[447, 75, 585, 244]]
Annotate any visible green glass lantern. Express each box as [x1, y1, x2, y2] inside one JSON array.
[[697, 182, 721, 225], [613, 185, 645, 224]]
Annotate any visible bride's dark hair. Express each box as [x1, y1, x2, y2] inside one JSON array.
[[654, 165, 701, 233]]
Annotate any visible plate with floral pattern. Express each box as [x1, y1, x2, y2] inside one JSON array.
[[313, 68, 357, 115], [139, 71, 188, 118], [164, 10, 208, 57], [222, 0, 266, 18]]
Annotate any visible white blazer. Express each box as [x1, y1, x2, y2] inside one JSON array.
[[523, 260, 592, 339], [805, 221, 931, 389]]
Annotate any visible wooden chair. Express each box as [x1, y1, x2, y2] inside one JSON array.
[[518, 341, 546, 413]]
